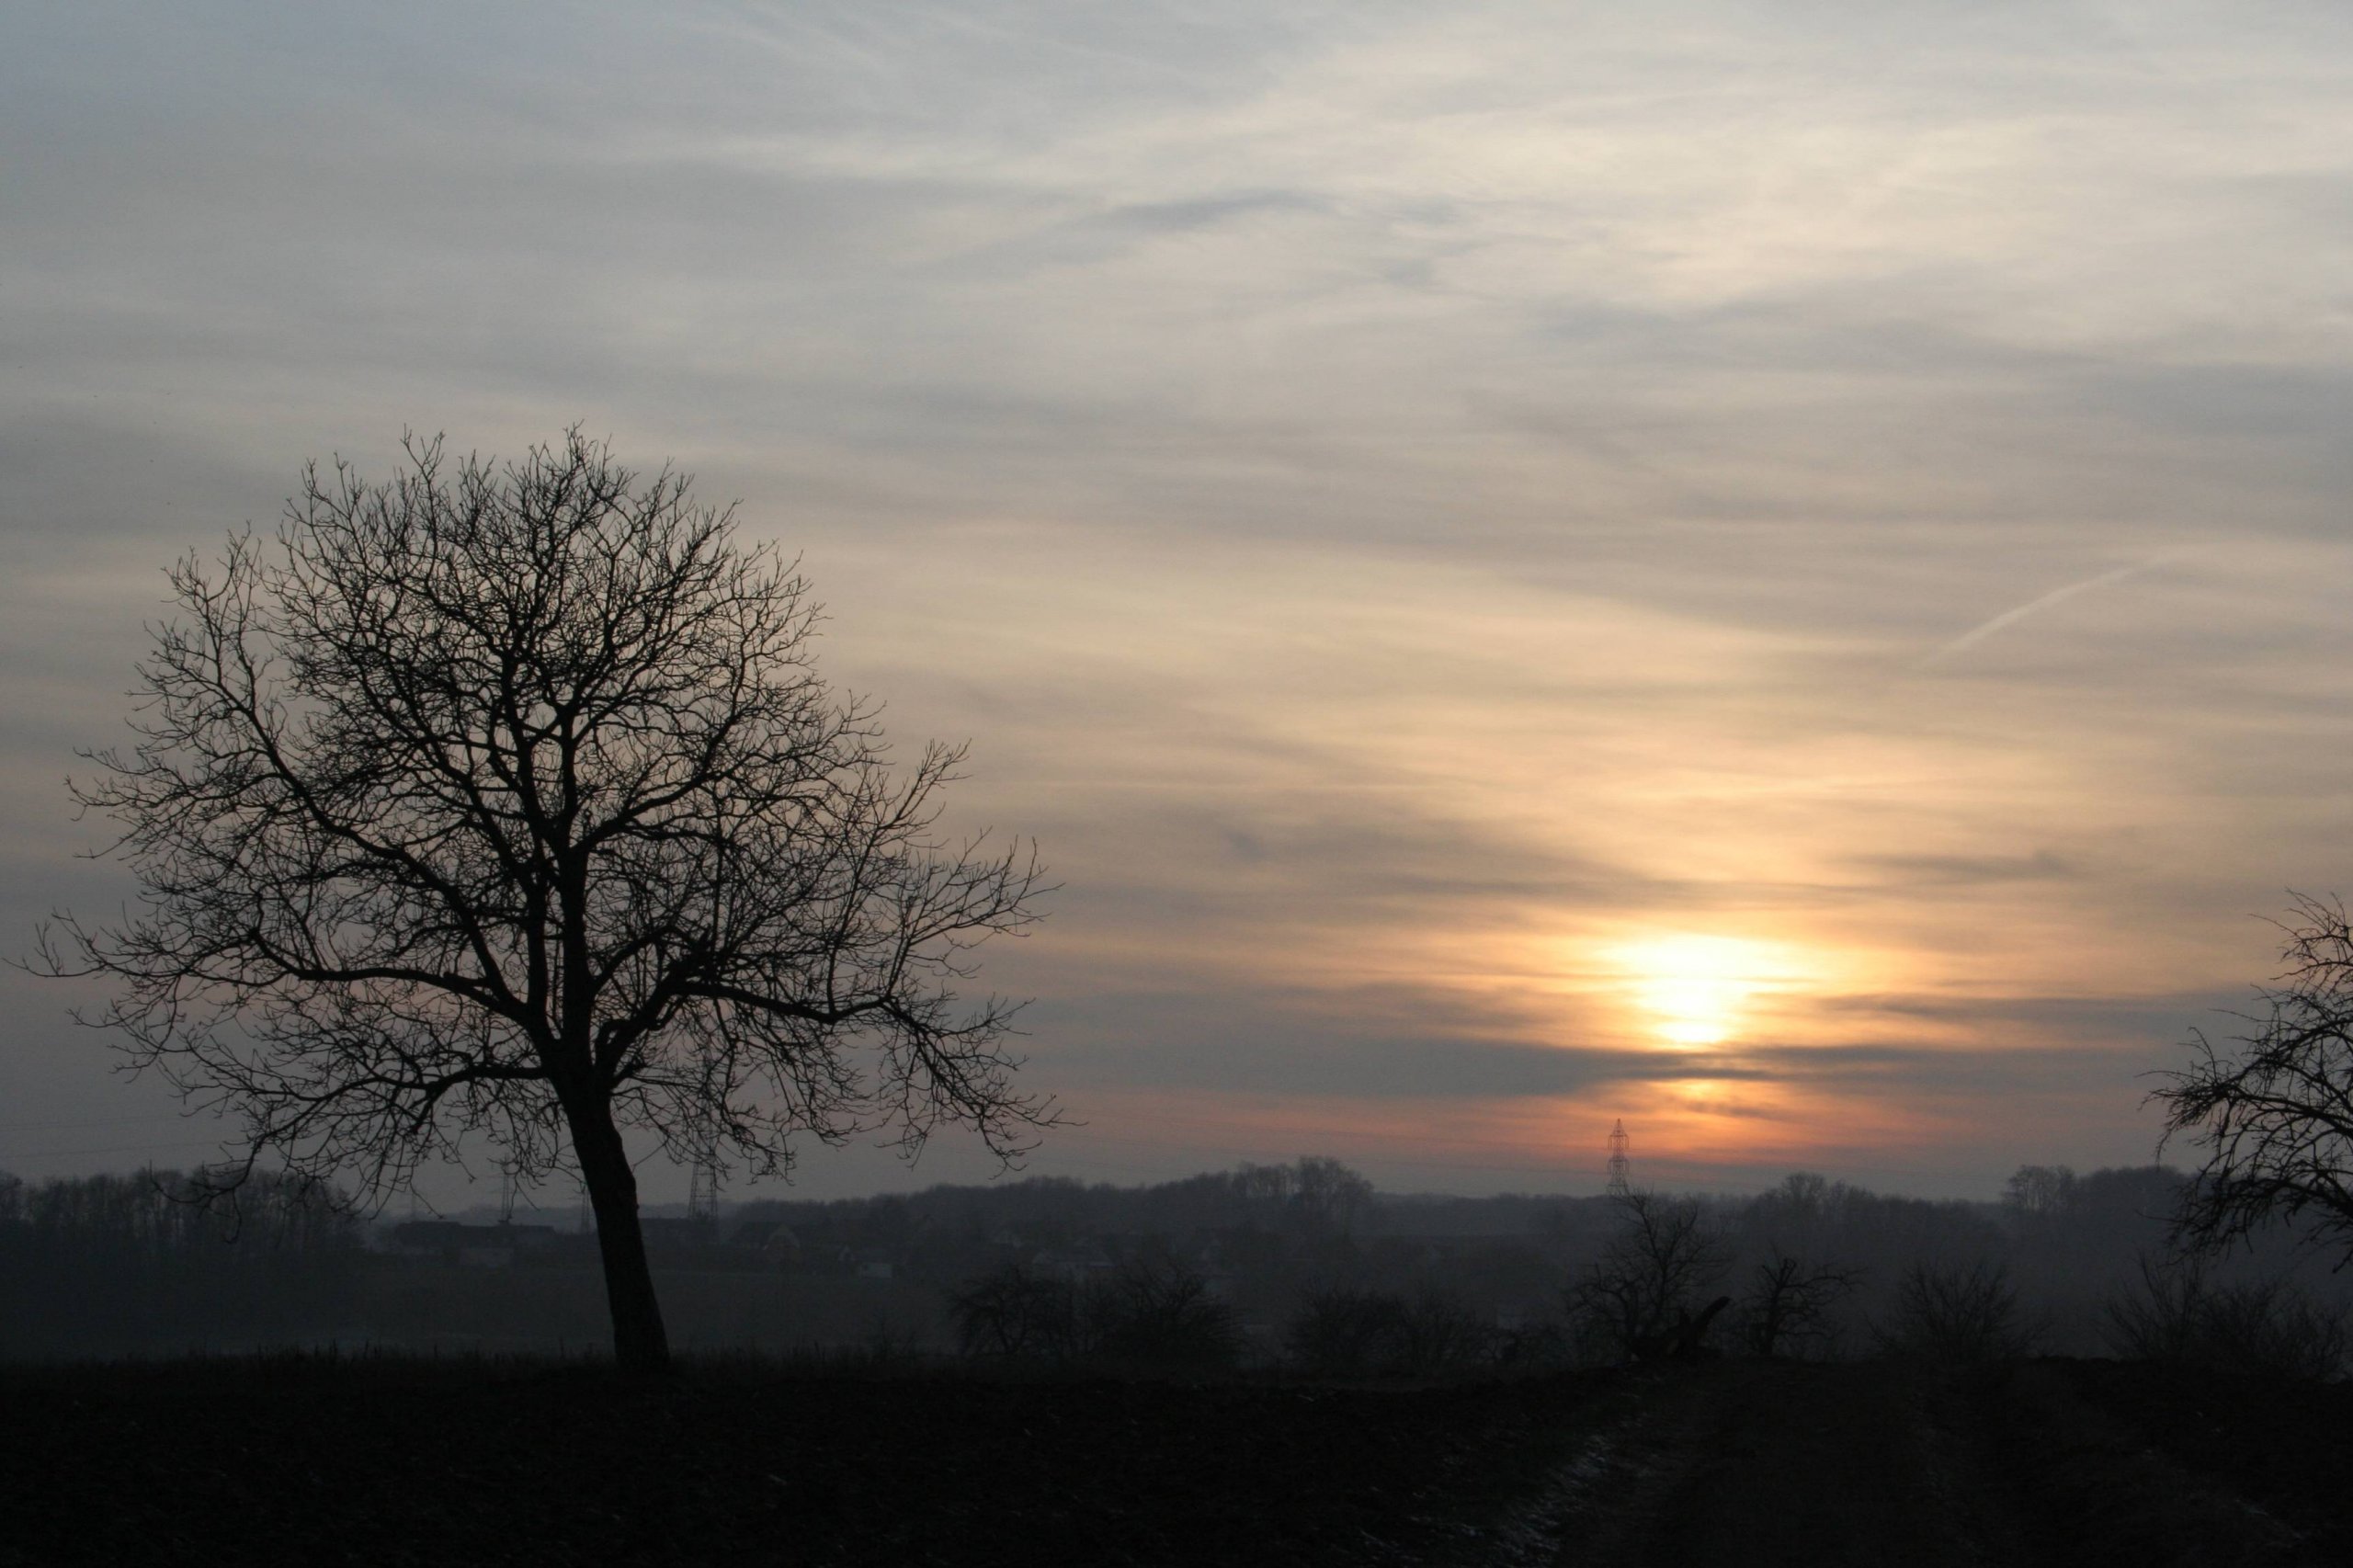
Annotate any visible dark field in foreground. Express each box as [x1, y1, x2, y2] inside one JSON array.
[[0, 1358, 1592, 1567], [1, 1357, 2347, 1566]]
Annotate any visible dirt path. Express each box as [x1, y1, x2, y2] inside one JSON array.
[[1535, 1360, 2321, 1568], [1528, 1362, 2012, 1568]]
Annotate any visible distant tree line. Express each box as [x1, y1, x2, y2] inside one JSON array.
[[8, 1153, 2348, 1379], [930, 1160, 2353, 1381], [0, 1169, 360, 1357]]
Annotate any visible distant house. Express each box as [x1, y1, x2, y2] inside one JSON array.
[[729, 1221, 809, 1270], [800, 1240, 858, 1275], [731, 1220, 795, 1256]]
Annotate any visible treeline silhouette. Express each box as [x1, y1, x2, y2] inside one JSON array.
[[0, 1169, 359, 1356], [4, 1156, 2347, 1376]]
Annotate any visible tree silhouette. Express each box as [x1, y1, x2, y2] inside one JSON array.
[[1567, 1188, 1728, 1360], [947, 1261, 1083, 1358], [2154, 893, 2353, 1268], [38, 429, 1051, 1369], [1739, 1252, 1857, 1358]]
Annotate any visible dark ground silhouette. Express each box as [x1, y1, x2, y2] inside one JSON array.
[[1552, 1358, 2340, 1568], [0, 1358, 1589, 1568], [1, 1357, 2345, 1566]]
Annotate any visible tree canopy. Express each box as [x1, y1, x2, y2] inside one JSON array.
[[40, 429, 1051, 1365], [2154, 893, 2353, 1265]]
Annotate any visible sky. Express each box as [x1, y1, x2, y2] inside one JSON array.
[[7, 1, 2353, 1205]]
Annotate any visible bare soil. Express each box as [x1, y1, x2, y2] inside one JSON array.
[[1545, 1358, 2348, 1568], [0, 1358, 1604, 1567], [0, 1357, 2342, 1566]]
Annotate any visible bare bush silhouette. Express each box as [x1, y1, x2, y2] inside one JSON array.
[[1282, 1288, 1498, 1379], [2101, 1256, 2347, 1382], [1393, 1290, 1502, 1376], [1285, 1288, 1407, 1378], [1740, 1253, 1859, 1359], [947, 1263, 1084, 1359], [1086, 1258, 1242, 1372], [1879, 1260, 2034, 1362], [949, 1257, 1238, 1370], [34, 430, 1051, 1369]]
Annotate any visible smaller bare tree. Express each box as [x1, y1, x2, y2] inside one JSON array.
[[946, 1262, 1083, 1359], [2100, 1255, 2348, 1382], [1085, 1256, 1242, 1371], [2001, 1164, 2079, 1223], [1285, 1288, 1407, 1378], [1878, 1260, 2033, 1362], [1740, 1253, 1859, 1359], [1568, 1188, 1728, 1361]]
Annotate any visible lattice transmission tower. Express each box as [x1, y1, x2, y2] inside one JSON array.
[[1606, 1119, 1631, 1195], [687, 1157, 723, 1224]]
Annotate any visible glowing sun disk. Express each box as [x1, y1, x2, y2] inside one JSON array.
[[1615, 934, 1783, 1048]]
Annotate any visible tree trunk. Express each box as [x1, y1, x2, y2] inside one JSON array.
[[569, 1103, 672, 1371]]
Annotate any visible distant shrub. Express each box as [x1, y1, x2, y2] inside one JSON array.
[[1878, 1261, 2034, 1362], [950, 1257, 1239, 1371], [1392, 1292, 1500, 1376], [946, 1264, 1084, 1359], [2101, 1256, 2347, 1382], [1285, 1289, 1406, 1378], [1284, 1289, 1500, 1378], [1085, 1258, 1241, 1372], [1737, 1255, 1859, 1360]]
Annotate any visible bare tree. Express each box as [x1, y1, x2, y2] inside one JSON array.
[[1084, 1256, 1242, 1371], [1739, 1253, 1859, 1359], [35, 430, 1051, 1369], [2101, 1254, 2348, 1381], [1877, 1260, 2033, 1362], [2152, 894, 2353, 1265], [1284, 1287, 1409, 1378], [1289, 1155, 1375, 1236], [1280, 1287, 1498, 1379], [947, 1262, 1082, 1358], [1567, 1188, 1729, 1361], [2001, 1164, 2079, 1223]]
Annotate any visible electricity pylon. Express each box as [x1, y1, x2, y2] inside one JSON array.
[[688, 1157, 722, 1224], [1606, 1119, 1631, 1195]]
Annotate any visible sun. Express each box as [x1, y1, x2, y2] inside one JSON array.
[[1613, 934, 1784, 1048]]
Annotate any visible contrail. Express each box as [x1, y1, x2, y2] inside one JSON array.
[[1915, 549, 2193, 668]]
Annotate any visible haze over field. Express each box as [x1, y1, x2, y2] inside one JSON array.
[[8, 1, 2353, 1199]]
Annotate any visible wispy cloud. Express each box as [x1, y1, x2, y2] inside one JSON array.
[[1916, 551, 2197, 668]]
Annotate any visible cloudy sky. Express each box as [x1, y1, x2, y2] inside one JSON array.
[[7, 1, 2353, 1203]]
